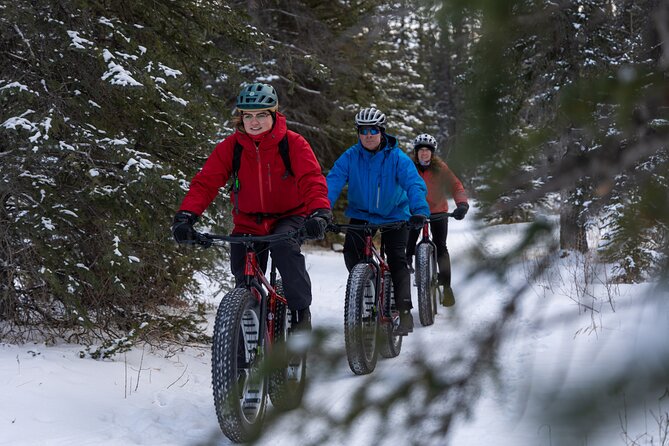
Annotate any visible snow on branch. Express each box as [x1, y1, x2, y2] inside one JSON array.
[[66, 31, 94, 50], [101, 49, 143, 87]]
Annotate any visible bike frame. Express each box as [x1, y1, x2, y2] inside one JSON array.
[[412, 213, 453, 326], [419, 221, 437, 249], [202, 230, 301, 350], [414, 212, 453, 290], [241, 244, 286, 348], [331, 222, 405, 325], [418, 212, 453, 249], [361, 229, 392, 324]]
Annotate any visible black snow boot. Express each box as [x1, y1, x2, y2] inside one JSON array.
[[441, 287, 455, 307], [397, 310, 414, 336], [292, 307, 312, 332]]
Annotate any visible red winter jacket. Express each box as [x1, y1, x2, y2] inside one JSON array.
[[179, 112, 330, 235], [412, 155, 468, 214]]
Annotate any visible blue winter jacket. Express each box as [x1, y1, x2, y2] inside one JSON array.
[[327, 134, 430, 224]]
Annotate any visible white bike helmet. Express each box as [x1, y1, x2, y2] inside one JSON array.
[[413, 133, 437, 152], [355, 107, 386, 129]]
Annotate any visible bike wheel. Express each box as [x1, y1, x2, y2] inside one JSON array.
[[431, 249, 441, 314], [211, 287, 267, 443], [416, 242, 436, 326], [378, 270, 402, 358], [269, 280, 306, 411], [344, 263, 380, 375]]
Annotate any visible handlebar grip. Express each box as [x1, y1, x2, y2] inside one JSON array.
[[325, 223, 340, 233], [194, 232, 213, 248]]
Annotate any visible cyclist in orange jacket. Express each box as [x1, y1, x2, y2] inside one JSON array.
[[406, 134, 469, 307]]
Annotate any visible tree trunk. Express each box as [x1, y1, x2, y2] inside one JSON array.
[[559, 189, 588, 253], [559, 134, 589, 253]]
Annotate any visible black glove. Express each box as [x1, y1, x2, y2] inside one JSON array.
[[304, 208, 333, 239], [452, 203, 469, 220], [171, 210, 199, 244], [408, 214, 427, 229]]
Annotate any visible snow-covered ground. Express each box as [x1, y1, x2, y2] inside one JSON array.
[[1, 208, 667, 446]]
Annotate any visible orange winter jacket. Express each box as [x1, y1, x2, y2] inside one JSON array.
[[179, 112, 330, 235], [412, 156, 468, 214]]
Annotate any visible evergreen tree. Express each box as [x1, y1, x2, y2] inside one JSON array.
[[225, 0, 447, 165], [0, 0, 253, 344], [438, 0, 668, 277]]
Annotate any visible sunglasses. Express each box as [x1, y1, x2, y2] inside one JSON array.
[[358, 127, 381, 136]]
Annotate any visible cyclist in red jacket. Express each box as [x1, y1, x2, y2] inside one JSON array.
[[171, 83, 331, 330], [406, 134, 469, 307]]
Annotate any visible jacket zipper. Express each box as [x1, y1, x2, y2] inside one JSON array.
[[267, 163, 272, 193], [256, 143, 265, 209], [375, 151, 388, 209]]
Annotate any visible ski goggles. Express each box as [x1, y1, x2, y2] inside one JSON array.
[[358, 126, 381, 136]]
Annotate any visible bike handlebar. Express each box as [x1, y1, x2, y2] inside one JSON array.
[[184, 213, 456, 247], [426, 212, 454, 222], [327, 221, 407, 233], [327, 213, 454, 233], [193, 227, 318, 247]]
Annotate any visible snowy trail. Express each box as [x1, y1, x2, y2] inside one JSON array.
[[1, 210, 667, 446], [0, 212, 506, 446]]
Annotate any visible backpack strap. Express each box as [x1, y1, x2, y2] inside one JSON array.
[[231, 142, 243, 188], [278, 134, 293, 179], [230, 142, 243, 213]]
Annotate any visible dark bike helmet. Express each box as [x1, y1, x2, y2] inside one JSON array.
[[236, 83, 279, 111], [355, 107, 386, 130], [413, 133, 437, 152]]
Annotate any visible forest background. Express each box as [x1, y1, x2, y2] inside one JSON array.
[[1, 0, 668, 442]]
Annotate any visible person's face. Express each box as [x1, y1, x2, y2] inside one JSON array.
[[358, 126, 382, 151], [417, 147, 433, 163], [241, 110, 273, 135]]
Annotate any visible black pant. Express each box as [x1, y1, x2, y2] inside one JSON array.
[[406, 213, 451, 287], [343, 218, 412, 311], [230, 215, 311, 311]]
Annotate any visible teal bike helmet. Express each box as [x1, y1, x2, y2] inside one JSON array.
[[236, 83, 279, 111]]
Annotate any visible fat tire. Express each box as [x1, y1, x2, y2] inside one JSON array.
[[344, 263, 379, 375], [211, 287, 267, 443], [378, 270, 402, 358], [416, 243, 436, 326], [431, 249, 441, 314], [269, 280, 306, 411]]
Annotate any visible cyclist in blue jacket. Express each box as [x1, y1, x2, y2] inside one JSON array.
[[327, 107, 430, 335]]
